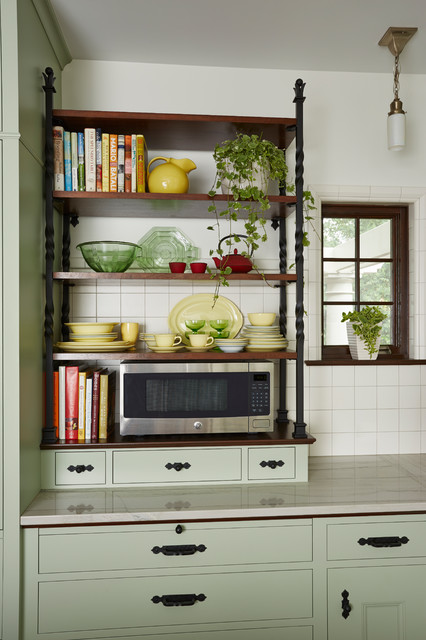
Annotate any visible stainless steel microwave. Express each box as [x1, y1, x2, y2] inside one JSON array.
[[120, 361, 275, 435]]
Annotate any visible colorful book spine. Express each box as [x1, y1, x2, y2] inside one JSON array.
[[96, 128, 102, 191], [136, 134, 147, 193], [98, 371, 109, 440], [63, 131, 72, 191], [131, 134, 137, 193], [91, 368, 106, 441], [101, 133, 110, 192], [85, 374, 93, 442], [77, 132, 85, 191], [117, 134, 125, 193], [109, 134, 118, 192], [78, 369, 87, 441], [84, 128, 96, 192], [53, 125, 64, 191], [53, 370, 59, 439], [124, 134, 132, 193], [65, 365, 79, 442], [58, 365, 66, 441], [71, 132, 78, 191]]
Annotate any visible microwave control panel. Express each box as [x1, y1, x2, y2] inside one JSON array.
[[249, 373, 270, 414]]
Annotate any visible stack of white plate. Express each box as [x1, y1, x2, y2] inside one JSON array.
[[241, 324, 288, 352], [215, 337, 249, 353]]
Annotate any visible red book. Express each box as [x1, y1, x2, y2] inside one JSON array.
[[124, 135, 132, 192], [91, 368, 107, 442], [53, 371, 59, 439], [65, 365, 79, 442]]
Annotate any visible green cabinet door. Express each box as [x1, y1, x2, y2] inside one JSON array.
[[328, 564, 426, 640]]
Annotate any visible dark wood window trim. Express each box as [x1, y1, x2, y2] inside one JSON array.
[[321, 203, 409, 362]]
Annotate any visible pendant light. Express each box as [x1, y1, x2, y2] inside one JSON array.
[[379, 27, 417, 151]]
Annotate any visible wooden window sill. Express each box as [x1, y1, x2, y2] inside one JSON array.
[[305, 359, 426, 366]]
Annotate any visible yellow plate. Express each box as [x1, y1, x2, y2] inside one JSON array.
[[185, 345, 215, 352], [168, 294, 243, 345], [147, 345, 185, 353], [65, 322, 118, 335], [244, 345, 287, 352], [55, 341, 132, 352]]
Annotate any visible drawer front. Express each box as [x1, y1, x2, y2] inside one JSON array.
[[113, 448, 242, 484], [38, 569, 313, 634], [248, 447, 295, 480], [327, 518, 426, 560], [54, 452, 106, 486], [39, 520, 313, 573]]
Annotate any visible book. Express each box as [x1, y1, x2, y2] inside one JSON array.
[[96, 128, 102, 191], [53, 370, 59, 439], [53, 125, 64, 191], [131, 134, 137, 192], [91, 368, 107, 441], [109, 134, 118, 192], [98, 370, 116, 441], [65, 365, 79, 442], [77, 132, 85, 191], [136, 134, 147, 193], [117, 134, 125, 193], [63, 131, 72, 191], [84, 128, 96, 192], [78, 368, 88, 441], [58, 365, 66, 441], [85, 373, 93, 442], [124, 134, 132, 193], [101, 133, 110, 192], [71, 132, 78, 191]]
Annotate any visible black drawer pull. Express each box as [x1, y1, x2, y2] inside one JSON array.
[[341, 590, 351, 619], [67, 464, 94, 474], [151, 593, 206, 607], [260, 460, 284, 469], [152, 544, 207, 556], [165, 462, 191, 472], [358, 536, 409, 548]]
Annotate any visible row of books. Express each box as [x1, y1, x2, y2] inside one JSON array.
[[53, 126, 147, 193], [53, 365, 116, 443]]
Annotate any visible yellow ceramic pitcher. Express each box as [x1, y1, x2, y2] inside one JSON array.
[[147, 156, 197, 194]]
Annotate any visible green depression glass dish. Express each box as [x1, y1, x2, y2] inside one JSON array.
[[134, 226, 199, 272], [77, 241, 141, 273]]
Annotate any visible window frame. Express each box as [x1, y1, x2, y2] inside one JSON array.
[[321, 203, 409, 361]]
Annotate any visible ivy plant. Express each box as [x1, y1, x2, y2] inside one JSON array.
[[341, 306, 388, 358]]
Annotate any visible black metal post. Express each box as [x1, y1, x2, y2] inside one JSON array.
[[292, 79, 308, 439], [42, 67, 58, 443], [277, 213, 289, 424]]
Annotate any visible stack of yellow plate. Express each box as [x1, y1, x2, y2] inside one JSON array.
[[55, 322, 133, 352], [241, 324, 288, 352]]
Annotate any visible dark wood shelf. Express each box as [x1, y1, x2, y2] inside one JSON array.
[[53, 271, 297, 282], [40, 422, 315, 450], [52, 349, 297, 362], [53, 109, 296, 150], [53, 192, 296, 219]]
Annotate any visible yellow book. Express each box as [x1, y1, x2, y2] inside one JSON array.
[[102, 133, 110, 192], [136, 134, 147, 193], [98, 370, 109, 441], [109, 134, 118, 192]]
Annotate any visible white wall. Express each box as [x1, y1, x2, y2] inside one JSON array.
[[62, 60, 426, 456]]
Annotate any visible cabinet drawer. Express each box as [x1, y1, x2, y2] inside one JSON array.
[[38, 569, 313, 634], [54, 452, 106, 486], [39, 521, 313, 573], [113, 448, 242, 484], [327, 518, 426, 560], [248, 447, 295, 480]]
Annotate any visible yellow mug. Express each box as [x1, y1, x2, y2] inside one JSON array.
[[121, 322, 139, 344]]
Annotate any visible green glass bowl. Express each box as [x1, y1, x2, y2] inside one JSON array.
[[77, 241, 140, 273]]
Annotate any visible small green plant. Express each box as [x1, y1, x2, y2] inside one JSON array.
[[341, 306, 387, 358]]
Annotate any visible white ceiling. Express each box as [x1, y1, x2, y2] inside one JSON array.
[[49, 0, 425, 75]]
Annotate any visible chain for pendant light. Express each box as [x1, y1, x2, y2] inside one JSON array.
[[393, 53, 401, 100]]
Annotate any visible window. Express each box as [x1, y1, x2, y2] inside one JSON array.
[[321, 204, 408, 360]]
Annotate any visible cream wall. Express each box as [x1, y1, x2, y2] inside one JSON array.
[[61, 60, 426, 457]]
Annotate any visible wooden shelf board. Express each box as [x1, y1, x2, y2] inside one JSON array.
[[40, 422, 315, 449], [52, 350, 297, 362], [53, 271, 297, 282]]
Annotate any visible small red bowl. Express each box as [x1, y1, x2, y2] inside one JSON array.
[[190, 262, 207, 273], [169, 262, 186, 273]]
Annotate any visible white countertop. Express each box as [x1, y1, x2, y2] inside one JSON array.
[[20, 454, 426, 527]]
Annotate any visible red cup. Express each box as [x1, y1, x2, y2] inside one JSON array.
[[169, 262, 186, 273], [190, 262, 207, 273]]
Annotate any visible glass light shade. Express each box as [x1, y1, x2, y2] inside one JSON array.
[[387, 112, 405, 151]]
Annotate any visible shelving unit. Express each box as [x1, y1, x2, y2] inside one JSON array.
[[42, 67, 308, 447]]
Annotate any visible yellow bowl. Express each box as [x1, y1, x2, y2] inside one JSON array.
[[65, 322, 118, 335], [247, 313, 276, 326]]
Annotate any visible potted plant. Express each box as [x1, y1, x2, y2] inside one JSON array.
[[341, 306, 387, 360], [207, 132, 316, 299]]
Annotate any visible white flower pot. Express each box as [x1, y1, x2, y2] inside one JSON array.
[[220, 161, 269, 195], [346, 322, 381, 360]]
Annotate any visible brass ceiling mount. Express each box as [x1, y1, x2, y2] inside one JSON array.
[[378, 27, 418, 56]]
